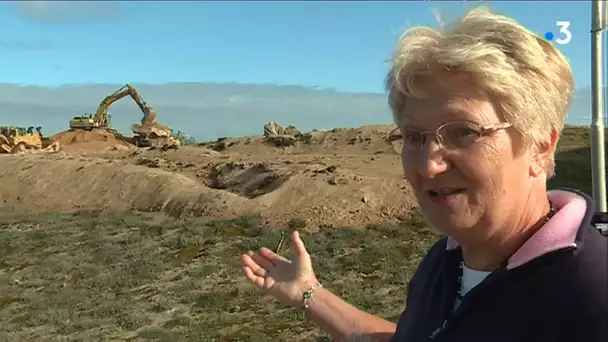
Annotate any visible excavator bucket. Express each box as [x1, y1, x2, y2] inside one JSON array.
[[141, 107, 157, 126]]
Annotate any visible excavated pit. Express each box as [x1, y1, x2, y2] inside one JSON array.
[[205, 162, 292, 199]]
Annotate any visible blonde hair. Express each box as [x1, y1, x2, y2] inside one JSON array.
[[385, 6, 574, 173]]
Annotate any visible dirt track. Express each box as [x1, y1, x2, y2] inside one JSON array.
[[1, 125, 418, 229]]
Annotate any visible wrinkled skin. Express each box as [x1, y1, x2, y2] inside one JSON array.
[[241, 231, 318, 308], [399, 74, 523, 241], [398, 73, 556, 269]]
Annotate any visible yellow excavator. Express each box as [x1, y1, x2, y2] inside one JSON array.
[[69, 84, 181, 149], [0, 126, 59, 154]]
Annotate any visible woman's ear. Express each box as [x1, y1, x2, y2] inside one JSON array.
[[530, 129, 559, 177]]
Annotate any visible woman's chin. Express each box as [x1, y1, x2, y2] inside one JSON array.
[[420, 191, 467, 212], [420, 206, 474, 235]]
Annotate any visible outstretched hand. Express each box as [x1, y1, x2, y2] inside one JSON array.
[[242, 231, 318, 308]]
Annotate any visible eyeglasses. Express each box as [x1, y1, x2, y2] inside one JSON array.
[[389, 120, 512, 152]]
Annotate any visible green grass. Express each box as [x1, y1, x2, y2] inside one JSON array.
[[0, 126, 600, 341], [549, 125, 607, 195], [0, 210, 436, 341]]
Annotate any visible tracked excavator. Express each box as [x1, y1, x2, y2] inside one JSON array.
[[0, 126, 59, 154], [69, 84, 181, 149]]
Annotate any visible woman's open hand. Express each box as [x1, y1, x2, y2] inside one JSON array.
[[242, 231, 318, 308]]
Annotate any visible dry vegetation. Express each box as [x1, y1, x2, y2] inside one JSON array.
[[0, 210, 435, 341], [0, 125, 603, 341]]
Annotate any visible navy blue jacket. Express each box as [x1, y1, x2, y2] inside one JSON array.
[[389, 189, 608, 342]]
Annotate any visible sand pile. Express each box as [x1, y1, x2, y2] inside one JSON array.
[[50, 129, 135, 153], [0, 154, 260, 218]]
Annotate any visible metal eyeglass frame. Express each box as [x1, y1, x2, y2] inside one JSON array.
[[388, 120, 512, 150]]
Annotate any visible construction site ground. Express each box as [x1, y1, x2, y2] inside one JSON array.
[[2, 125, 419, 230], [3, 125, 596, 229], [0, 125, 598, 341]]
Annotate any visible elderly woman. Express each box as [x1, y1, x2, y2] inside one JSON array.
[[241, 7, 607, 342]]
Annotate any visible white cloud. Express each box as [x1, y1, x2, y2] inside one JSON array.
[[14, 1, 121, 23]]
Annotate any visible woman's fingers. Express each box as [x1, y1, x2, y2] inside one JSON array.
[[249, 251, 274, 272], [259, 247, 290, 263], [291, 231, 308, 257], [243, 266, 266, 288], [242, 253, 268, 277]]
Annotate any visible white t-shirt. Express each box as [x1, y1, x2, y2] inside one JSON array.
[[454, 265, 491, 309]]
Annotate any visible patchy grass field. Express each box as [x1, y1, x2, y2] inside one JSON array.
[[550, 125, 607, 194], [0, 210, 436, 341], [0, 126, 601, 341]]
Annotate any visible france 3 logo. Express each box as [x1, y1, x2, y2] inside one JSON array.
[[543, 21, 572, 45]]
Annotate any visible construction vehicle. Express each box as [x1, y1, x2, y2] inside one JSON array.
[[126, 85, 180, 149], [131, 121, 181, 149], [69, 83, 180, 149], [0, 126, 59, 154]]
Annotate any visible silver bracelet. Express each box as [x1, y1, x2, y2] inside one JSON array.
[[301, 282, 322, 311]]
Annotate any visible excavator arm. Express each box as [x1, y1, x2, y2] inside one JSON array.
[[124, 84, 157, 125], [124, 85, 179, 149], [93, 85, 132, 127], [125, 84, 172, 135], [89, 83, 158, 128]]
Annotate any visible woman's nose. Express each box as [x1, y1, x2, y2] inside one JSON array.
[[408, 140, 450, 179]]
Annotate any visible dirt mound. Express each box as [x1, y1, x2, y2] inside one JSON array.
[[255, 163, 417, 228], [0, 154, 259, 218], [1, 123, 419, 229], [305, 125, 397, 153], [199, 125, 398, 156], [50, 129, 135, 153]]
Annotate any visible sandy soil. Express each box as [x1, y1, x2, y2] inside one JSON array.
[[1, 125, 418, 229], [49, 129, 136, 152]]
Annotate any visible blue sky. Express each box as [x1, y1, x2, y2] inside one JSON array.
[[0, 1, 599, 93]]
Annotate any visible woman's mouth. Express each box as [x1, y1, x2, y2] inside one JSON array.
[[427, 188, 467, 203]]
